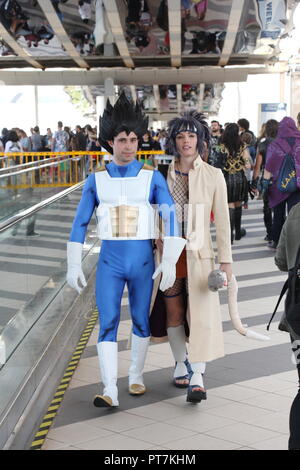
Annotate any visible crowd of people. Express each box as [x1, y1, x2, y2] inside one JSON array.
[[205, 115, 300, 253], [0, 121, 100, 155], [3, 112, 300, 254]]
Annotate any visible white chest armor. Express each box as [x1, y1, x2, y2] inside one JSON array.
[[95, 169, 158, 240]]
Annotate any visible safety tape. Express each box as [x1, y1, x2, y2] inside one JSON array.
[[29, 310, 99, 450]]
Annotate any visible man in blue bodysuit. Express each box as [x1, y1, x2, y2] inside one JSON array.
[[67, 92, 186, 408]]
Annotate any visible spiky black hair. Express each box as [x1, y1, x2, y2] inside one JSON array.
[[166, 110, 211, 158], [98, 90, 149, 154]]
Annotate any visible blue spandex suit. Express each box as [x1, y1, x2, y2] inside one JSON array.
[[69, 159, 178, 343]]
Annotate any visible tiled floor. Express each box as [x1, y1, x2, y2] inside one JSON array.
[[41, 200, 296, 450]]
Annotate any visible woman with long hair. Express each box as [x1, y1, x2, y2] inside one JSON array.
[[263, 116, 300, 249], [5, 129, 23, 165], [251, 119, 278, 243], [139, 131, 160, 167], [213, 123, 251, 243]]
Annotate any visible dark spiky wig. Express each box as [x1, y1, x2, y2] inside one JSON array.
[[98, 91, 149, 154], [166, 110, 211, 158]]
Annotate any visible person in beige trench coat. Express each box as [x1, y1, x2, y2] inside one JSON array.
[[150, 111, 233, 403]]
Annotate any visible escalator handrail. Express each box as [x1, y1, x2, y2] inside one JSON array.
[[0, 156, 74, 179], [0, 180, 84, 233], [0, 156, 59, 174]]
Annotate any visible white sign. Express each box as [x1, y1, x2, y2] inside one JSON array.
[[258, 102, 287, 128]]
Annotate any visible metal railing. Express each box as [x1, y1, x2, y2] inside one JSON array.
[[0, 151, 173, 188]]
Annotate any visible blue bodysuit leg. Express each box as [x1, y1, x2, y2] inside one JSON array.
[[96, 240, 154, 342]]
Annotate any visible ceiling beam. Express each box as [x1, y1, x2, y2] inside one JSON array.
[[0, 64, 288, 86], [0, 24, 43, 69], [83, 85, 96, 110], [218, 0, 245, 67], [153, 85, 161, 114], [198, 83, 205, 112], [176, 84, 182, 112], [130, 85, 137, 103], [167, 0, 181, 67], [37, 0, 89, 68], [102, 0, 134, 68]]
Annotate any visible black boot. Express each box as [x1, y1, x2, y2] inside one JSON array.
[[263, 193, 272, 241], [234, 206, 246, 240], [229, 208, 235, 244]]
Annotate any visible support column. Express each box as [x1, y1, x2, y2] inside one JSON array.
[[280, 72, 285, 104], [104, 77, 115, 104], [96, 95, 105, 128], [290, 72, 300, 122], [34, 86, 39, 126]]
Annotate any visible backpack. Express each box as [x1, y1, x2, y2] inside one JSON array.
[[276, 140, 298, 193], [267, 245, 300, 340]]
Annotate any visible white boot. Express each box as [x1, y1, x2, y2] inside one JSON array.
[[187, 361, 207, 403], [167, 325, 190, 387], [128, 334, 150, 395], [190, 363, 206, 387], [94, 341, 119, 407]]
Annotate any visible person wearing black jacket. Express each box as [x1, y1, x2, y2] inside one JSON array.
[[75, 125, 87, 151], [275, 202, 300, 450], [139, 131, 160, 166], [251, 119, 278, 243]]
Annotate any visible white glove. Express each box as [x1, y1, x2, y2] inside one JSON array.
[[66, 241, 87, 294], [152, 237, 186, 291]]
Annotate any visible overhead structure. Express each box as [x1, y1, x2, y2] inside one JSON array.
[[102, 0, 134, 68], [153, 85, 161, 114], [0, 22, 42, 69], [37, 0, 89, 68], [0, 0, 298, 116], [218, 0, 245, 67], [167, 0, 182, 67]]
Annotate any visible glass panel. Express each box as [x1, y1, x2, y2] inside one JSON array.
[[202, 83, 224, 114], [121, 0, 170, 56], [233, 0, 262, 54], [236, 0, 287, 56], [0, 184, 97, 364], [0, 0, 64, 57], [182, 0, 230, 55], [0, 155, 89, 222]]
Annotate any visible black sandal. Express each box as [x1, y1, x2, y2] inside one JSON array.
[[173, 359, 193, 389], [186, 384, 207, 403]]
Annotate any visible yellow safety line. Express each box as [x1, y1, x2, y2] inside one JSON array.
[[29, 311, 99, 450]]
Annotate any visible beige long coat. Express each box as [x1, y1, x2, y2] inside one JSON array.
[[151, 156, 232, 363]]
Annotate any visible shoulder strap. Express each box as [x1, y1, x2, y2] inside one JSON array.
[[290, 244, 300, 299], [266, 279, 289, 330]]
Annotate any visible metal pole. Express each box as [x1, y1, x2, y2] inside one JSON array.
[[34, 86, 39, 126]]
